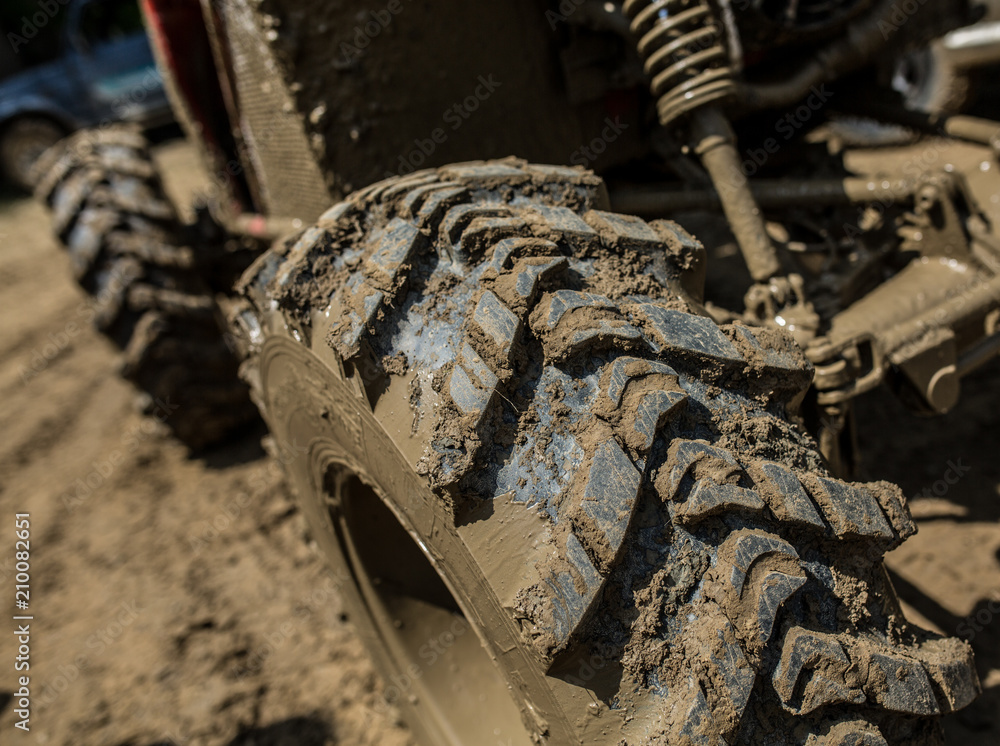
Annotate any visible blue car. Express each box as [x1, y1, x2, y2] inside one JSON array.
[[0, 0, 172, 190]]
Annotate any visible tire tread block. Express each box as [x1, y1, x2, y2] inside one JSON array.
[[756, 461, 827, 531], [472, 290, 520, 361], [811, 721, 889, 746], [544, 290, 618, 328], [773, 628, 865, 715], [414, 185, 470, 225], [334, 284, 386, 357], [541, 533, 604, 651], [916, 637, 980, 713], [395, 181, 462, 219], [869, 482, 917, 543], [564, 321, 645, 358], [274, 227, 329, 291], [666, 439, 743, 500], [756, 571, 808, 643], [106, 232, 193, 268], [326, 216, 425, 356], [442, 162, 529, 181], [528, 204, 599, 248], [66, 208, 120, 279], [457, 216, 528, 261], [577, 438, 642, 565], [720, 531, 799, 598], [864, 650, 939, 715], [365, 218, 423, 290], [632, 304, 744, 364], [127, 284, 215, 317], [318, 200, 354, 225], [52, 166, 105, 237], [440, 204, 512, 257], [512, 257, 567, 304], [806, 477, 895, 543], [534, 290, 646, 361], [713, 533, 808, 656], [706, 620, 757, 740], [605, 356, 679, 406], [632, 389, 687, 453], [679, 680, 727, 745], [732, 325, 808, 375], [93, 176, 175, 221], [584, 209, 663, 249], [379, 172, 440, 201], [448, 342, 499, 418], [675, 480, 765, 527], [487, 237, 561, 277]]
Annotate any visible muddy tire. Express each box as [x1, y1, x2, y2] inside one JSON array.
[[34, 126, 255, 450], [233, 160, 979, 744]]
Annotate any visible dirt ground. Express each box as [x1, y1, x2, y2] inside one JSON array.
[[0, 138, 998, 746]]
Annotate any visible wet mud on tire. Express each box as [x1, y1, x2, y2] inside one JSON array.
[[1, 139, 998, 746], [234, 159, 980, 744]]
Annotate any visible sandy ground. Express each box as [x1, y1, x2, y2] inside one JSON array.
[[0, 138, 998, 745]]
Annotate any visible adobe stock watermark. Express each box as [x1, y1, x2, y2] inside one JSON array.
[[363, 615, 471, 716], [877, 0, 936, 40], [231, 622, 295, 681], [6, 0, 72, 54], [383, 75, 502, 178], [187, 438, 309, 552], [884, 248, 1000, 357], [729, 84, 834, 184], [34, 600, 141, 713], [569, 116, 629, 167], [18, 263, 136, 386], [839, 137, 954, 242], [110, 67, 164, 120], [338, 0, 415, 64], [59, 398, 180, 513], [544, 0, 591, 28], [910, 459, 971, 500], [18, 324, 84, 385], [956, 591, 1000, 642], [229, 571, 350, 681]]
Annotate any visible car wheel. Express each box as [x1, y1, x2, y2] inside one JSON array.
[[232, 160, 980, 744], [33, 125, 257, 450]]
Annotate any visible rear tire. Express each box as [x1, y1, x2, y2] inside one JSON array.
[[34, 125, 256, 450], [234, 160, 979, 744]]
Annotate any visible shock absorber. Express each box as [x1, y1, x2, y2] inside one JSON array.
[[622, 0, 736, 127], [623, 0, 783, 283]]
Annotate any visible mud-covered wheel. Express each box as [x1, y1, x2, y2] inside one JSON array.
[[233, 160, 979, 744], [0, 116, 65, 191], [33, 125, 255, 450]]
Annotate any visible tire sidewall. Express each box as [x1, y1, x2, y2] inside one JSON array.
[[256, 334, 571, 745]]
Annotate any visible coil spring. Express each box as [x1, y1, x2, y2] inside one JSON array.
[[622, 0, 736, 127]]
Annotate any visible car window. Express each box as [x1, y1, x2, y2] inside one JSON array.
[[78, 0, 144, 48]]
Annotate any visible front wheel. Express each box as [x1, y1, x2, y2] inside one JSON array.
[[233, 160, 979, 744]]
